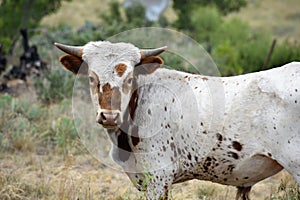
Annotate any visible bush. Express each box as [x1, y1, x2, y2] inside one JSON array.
[[34, 66, 75, 104], [269, 40, 300, 68], [212, 40, 242, 75], [0, 95, 48, 152], [191, 6, 222, 43], [52, 116, 78, 158]]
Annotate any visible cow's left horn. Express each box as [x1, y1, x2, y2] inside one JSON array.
[[140, 46, 167, 59], [54, 42, 83, 57]]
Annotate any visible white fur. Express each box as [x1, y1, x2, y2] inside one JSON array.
[[82, 41, 140, 91]]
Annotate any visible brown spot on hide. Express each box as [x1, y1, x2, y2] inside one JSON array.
[[232, 141, 243, 151], [115, 63, 127, 77], [228, 151, 239, 159], [268, 152, 272, 157], [216, 133, 223, 142], [202, 77, 208, 81]]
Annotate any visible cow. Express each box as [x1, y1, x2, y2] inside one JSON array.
[[55, 41, 300, 200]]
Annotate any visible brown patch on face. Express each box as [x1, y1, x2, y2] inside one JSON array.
[[115, 63, 127, 77], [98, 83, 121, 110]]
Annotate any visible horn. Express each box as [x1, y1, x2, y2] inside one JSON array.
[[54, 42, 83, 57], [140, 46, 167, 59]]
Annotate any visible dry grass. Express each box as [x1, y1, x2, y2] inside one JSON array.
[[40, 0, 110, 28], [0, 146, 297, 200]]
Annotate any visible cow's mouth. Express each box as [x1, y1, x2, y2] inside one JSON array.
[[102, 124, 118, 129]]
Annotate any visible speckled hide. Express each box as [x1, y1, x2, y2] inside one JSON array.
[[123, 63, 300, 199], [55, 42, 300, 200]]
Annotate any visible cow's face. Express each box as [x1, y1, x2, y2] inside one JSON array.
[[55, 41, 165, 129]]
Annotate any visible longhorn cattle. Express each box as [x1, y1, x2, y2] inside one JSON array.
[[55, 41, 300, 200]]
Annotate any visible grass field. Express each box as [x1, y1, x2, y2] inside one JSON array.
[[1, 0, 300, 199]]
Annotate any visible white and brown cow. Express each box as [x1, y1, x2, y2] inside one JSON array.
[[55, 41, 300, 200]]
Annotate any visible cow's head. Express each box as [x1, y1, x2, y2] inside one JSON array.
[[55, 41, 166, 129]]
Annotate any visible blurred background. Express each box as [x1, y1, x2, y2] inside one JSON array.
[[0, 0, 299, 199]]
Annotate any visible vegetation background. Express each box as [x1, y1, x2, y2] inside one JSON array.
[[0, 0, 299, 199]]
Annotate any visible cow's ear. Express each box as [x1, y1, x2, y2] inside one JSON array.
[[135, 56, 163, 75], [59, 54, 88, 74]]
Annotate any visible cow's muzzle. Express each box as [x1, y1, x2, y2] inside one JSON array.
[[97, 110, 121, 129]]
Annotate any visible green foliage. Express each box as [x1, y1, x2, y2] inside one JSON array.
[[212, 18, 251, 46], [0, 95, 47, 152], [269, 40, 300, 68], [51, 116, 78, 158], [99, 1, 158, 37], [34, 66, 75, 104], [0, 94, 77, 155], [173, 0, 247, 30], [184, 8, 300, 75], [212, 40, 242, 75], [190, 6, 222, 42], [0, 0, 70, 52]]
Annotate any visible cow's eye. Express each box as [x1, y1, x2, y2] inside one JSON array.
[[89, 76, 95, 83], [127, 78, 133, 85]]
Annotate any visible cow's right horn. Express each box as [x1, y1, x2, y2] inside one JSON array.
[[54, 42, 83, 57], [140, 46, 167, 59]]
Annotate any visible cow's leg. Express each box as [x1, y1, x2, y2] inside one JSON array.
[[235, 186, 251, 200], [146, 182, 169, 200]]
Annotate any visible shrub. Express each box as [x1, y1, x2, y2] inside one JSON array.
[[212, 39, 242, 75], [191, 6, 222, 43], [0, 95, 47, 152], [51, 116, 78, 157], [34, 66, 75, 104], [269, 40, 300, 68]]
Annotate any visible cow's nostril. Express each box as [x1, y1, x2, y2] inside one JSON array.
[[101, 112, 106, 121]]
